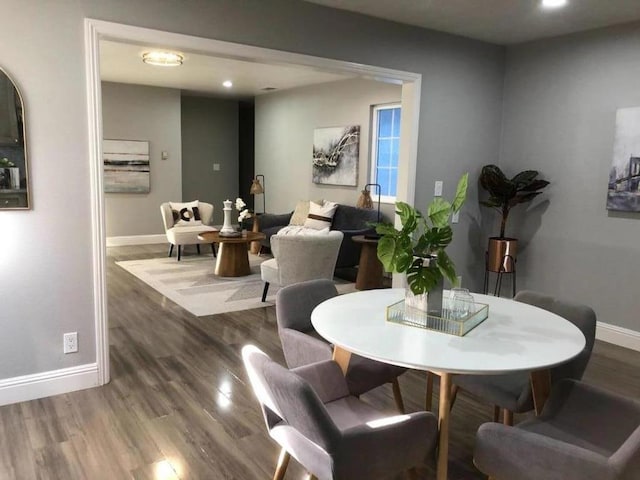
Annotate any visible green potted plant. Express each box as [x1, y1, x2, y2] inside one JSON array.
[[376, 173, 468, 315], [479, 164, 549, 273]]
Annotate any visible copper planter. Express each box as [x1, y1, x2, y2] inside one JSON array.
[[486, 237, 517, 273]]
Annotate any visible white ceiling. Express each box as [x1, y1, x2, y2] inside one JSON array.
[[100, 40, 355, 98], [303, 0, 640, 45]]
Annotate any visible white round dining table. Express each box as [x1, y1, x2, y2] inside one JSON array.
[[311, 288, 586, 480]]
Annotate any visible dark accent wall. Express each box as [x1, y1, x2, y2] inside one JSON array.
[[238, 101, 255, 210]]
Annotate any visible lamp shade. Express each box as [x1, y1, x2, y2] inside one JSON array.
[[250, 178, 264, 195]]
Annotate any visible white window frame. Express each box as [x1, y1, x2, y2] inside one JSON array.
[[370, 103, 401, 204]]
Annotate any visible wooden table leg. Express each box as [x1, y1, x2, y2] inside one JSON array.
[[215, 242, 251, 276], [332, 347, 352, 376], [530, 369, 552, 415], [437, 372, 452, 480], [356, 243, 383, 290]]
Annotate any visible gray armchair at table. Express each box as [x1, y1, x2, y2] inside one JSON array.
[[474, 379, 640, 480], [242, 345, 438, 480], [451, 290, 597, 425], [275, 279, 409, 412]]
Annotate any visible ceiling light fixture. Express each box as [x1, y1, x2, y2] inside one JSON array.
[[542, 0, 568, 8], [142, 51, 183, 67], [222, 80, 233, 88]]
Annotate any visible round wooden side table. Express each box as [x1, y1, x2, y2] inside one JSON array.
[[352, 235, 384, 290], [198, 231, 266, 277]]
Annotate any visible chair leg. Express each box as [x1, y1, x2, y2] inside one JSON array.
[[261, 282, 270, 302], [493, 405, 500, 423], [177, 245, 182, 261], [168, 244, 174, 257], [196, 244, 201, 255], [503, 408, 514, 426], [211, 243, 217, 258], [272, 448, 290, 480], [391, 377, 405, 414], [425, 371, 434, 411]]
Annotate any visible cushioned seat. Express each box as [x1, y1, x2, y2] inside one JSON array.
[[474, 379, 640, 480], [242, 345, 438, 480], [160, 201, 217, 261]]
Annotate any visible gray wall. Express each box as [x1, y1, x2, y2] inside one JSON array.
[[181, 96, 239, 225], [501, 23, 640, 331], [0, 0, 503, 382], [255, 78, 401, 218], [102, 82, 182, 237]]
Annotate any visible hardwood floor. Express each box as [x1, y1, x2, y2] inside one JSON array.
[[1, 243, 638, 479]]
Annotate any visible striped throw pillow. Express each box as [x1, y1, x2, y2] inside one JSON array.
[[304, 201, 338, 230]]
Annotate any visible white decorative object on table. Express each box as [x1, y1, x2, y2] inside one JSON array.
[[220, 199, 235, 234]]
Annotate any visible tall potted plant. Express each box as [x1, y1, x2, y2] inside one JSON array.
[[479, 165, 549, 272], [376, 173, 468, 316]]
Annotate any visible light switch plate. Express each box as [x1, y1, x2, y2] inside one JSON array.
[[451, 210, 460, 223], [434, 181, 443, 197], [161, 151, 169, 160], [213, 163, 221, 171]]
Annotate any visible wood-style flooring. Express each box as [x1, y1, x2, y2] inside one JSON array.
[[0, 243, 638, 479]]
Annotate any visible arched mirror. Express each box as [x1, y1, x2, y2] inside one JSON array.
[[0, 66, 28, 209]]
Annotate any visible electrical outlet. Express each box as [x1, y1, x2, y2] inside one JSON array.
[[434, 180, 443, 197], [161, 151, 169, 160], [451, 210, 460, 223], [63, 332, 78, 354], [213, 163, 220, 171]]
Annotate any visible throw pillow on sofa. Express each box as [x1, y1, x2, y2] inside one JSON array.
[[170, 200, 202, 226], [289, 199, 325, 225], [304, 200, 338, 230]]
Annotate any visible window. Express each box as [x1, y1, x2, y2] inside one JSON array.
[[370, 104, 401, 203]]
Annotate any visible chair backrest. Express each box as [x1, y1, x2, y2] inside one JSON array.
[[241, 345, 340, 451], [276, 279, 338, 333], [271, 231, 344, 286], [160, 201, 214, 231], [515, 290, 597, 383]]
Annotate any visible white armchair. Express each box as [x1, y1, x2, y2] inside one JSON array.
[[160, 201, 217, 261], [260, 231, 343, 301]]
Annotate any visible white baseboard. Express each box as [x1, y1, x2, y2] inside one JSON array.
[[0, 363, 100, 406], [106, 234, 167, 247], [596, 321, 640, 352]]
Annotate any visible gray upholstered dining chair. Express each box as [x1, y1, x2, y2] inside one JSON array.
[[260, 231, 343, 302], [275, 279, 409, 413], [474, 379, 640, 480], [242, 345, 438, 480], [451, 290, 597, 425]]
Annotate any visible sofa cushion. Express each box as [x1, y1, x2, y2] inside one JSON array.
[[305, 201, 338, 230], [332, 204, 379, 231]]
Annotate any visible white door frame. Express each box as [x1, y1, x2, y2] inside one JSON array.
[[84, 18, 422, 384]]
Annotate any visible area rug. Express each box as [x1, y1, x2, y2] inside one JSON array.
[[116, 253, 356, 316]]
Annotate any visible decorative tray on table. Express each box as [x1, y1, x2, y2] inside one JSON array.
[[386, 298, 489, 337]]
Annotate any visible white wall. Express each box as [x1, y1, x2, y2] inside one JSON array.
[[501, 23, 640, 332], [102, 82, 182, 237], [255, 78, 401, 217], [0, 0, 504, 398]]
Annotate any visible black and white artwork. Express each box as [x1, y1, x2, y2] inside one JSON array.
[[104, 139, 150, 193], [608, 107, 640, 212], [312, 125, 359, 186]]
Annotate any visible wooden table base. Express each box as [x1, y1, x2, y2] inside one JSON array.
[[215, 242, 251, 277]]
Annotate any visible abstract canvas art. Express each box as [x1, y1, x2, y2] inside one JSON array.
[[607, 107, 640, 212], [104, 139, 150, 193], [312, 125, 359, 186]]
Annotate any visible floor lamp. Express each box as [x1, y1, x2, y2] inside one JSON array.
[[250, 174, 266, 214], [361, 183, 381, 240]]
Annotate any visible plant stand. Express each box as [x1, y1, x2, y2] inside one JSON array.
[[483, 252, 516, 297]]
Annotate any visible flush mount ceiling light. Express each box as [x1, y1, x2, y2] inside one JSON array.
[[222, 80, 233, 88], [542, 0, 568, 8], [142, 51, 183, 67]]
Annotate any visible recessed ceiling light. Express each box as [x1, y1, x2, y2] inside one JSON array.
[[222, 80, 233, 88], [542, 0, 568, 8], [141, 51, 183, 67]]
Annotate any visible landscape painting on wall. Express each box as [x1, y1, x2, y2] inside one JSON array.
[[607, 107, 640, 212], [312, 125, 360, 186], [104, 139, 150, 193]]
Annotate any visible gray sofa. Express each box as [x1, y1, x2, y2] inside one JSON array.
[[256, 204, 379, 268]]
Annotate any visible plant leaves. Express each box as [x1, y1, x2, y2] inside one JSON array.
[[519, 179, 550, 192], [436, 250, 457, 284], [395, 202, 419, 233], [375, 223, 398, 235], [511, 170, 538, 189], [451, 173, 469, 212], [512, 191, 542, 205], [428, 198, 451, 228], [407, 263, 441, 295], [423, 226, 453, 250]]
